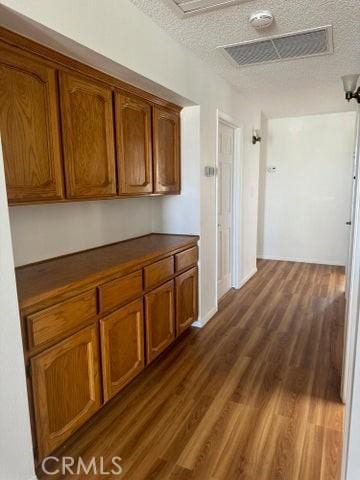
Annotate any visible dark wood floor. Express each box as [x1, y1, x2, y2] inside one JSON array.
[[40, 260, 345, 480]]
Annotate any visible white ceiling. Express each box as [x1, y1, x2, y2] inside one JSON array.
[[130, 0, 360, 117]]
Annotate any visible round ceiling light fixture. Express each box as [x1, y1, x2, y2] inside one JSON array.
[[249, 10, 274, 29]]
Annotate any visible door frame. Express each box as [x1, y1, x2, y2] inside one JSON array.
[[215, 110, 243, 304], [342, 113, 360, 403], [342, 110, 360, 480]]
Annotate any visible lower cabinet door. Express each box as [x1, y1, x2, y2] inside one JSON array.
[[100, 299, 145, 401], [145, 280, 175, 363], [175, 267, 198, 336], [31, 325, 101, 459]]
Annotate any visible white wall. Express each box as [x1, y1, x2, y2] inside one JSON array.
[[0, 144, 35, 480], [10, 198, 153, 266], [152, 106, 201, 236], [258, 112, 357, 266]]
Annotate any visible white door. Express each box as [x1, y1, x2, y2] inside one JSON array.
[[217, 121, 234, 300]]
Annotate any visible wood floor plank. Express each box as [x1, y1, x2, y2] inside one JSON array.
[[182, 400, 243, 480], [299, 425, 324, 480], [320, 428, 343, 480], [37, 260, 345, 480]]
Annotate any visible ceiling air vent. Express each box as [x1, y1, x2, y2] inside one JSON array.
[[166, 0, 254, 17], [218, 26, 333, 67]]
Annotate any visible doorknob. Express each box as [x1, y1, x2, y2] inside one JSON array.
[[346, 221, 352, 226]]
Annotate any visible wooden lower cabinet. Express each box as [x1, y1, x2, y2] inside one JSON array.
[[175, 267, 198, 336], [31, 325, 101, 459], [19, 237, 199, 462], [100, 299, 145, 401], [145, 280, 175, 363]]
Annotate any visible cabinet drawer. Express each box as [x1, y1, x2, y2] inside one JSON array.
[[175, 246, 198, 272], [98, 270, 143, 314], [144, 256, 174, 290], [27, 290, 97, 350]]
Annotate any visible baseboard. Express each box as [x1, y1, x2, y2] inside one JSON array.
[[236, 267, 258, 289], [194, 268, 258, 329], [258, 255, 345, 267], [193, 306, 218, 328]]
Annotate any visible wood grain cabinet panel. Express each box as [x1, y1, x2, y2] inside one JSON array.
[[0, 45, 64, 203], [98, 270, 143, 314], [153, 107, 180, 194], [175, 246, 198, 272], [145, 280, 175, 363], [27, 290, 97, 351], [175, 267, 198, 336], [59, 72, 116, 199], [31, 325, 101, 459], [144, 255, 174, 290], [100, 299, 145, 401], [115, 92, 153, 194]]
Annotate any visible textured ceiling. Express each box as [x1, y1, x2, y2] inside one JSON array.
[[130, 0, 360, 116]]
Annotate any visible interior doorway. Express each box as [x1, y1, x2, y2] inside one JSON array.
[[217, 120, 235, 300]]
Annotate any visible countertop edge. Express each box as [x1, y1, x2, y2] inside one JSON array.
[[16, 233, 200, 312]]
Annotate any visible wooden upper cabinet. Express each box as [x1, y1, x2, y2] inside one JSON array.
[[31, 325, 101, 459], [59, 72, 116, 199], [0, 46, 64, 203], [153, 106, 180, 194], [145, 279, 175, 363], [115, 92, 153, 194], [100, 299, 145, 401], [0, 29, 182, 203]]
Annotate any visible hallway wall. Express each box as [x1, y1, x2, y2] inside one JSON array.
[[0, 147, 35, 480], [258, 111, 357, 265]]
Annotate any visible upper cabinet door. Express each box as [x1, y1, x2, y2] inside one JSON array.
[[115, 93, 153, 194], [59, 72, 116, 199], [153, 107, 180, 194], [0, 46, 64, 203]]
